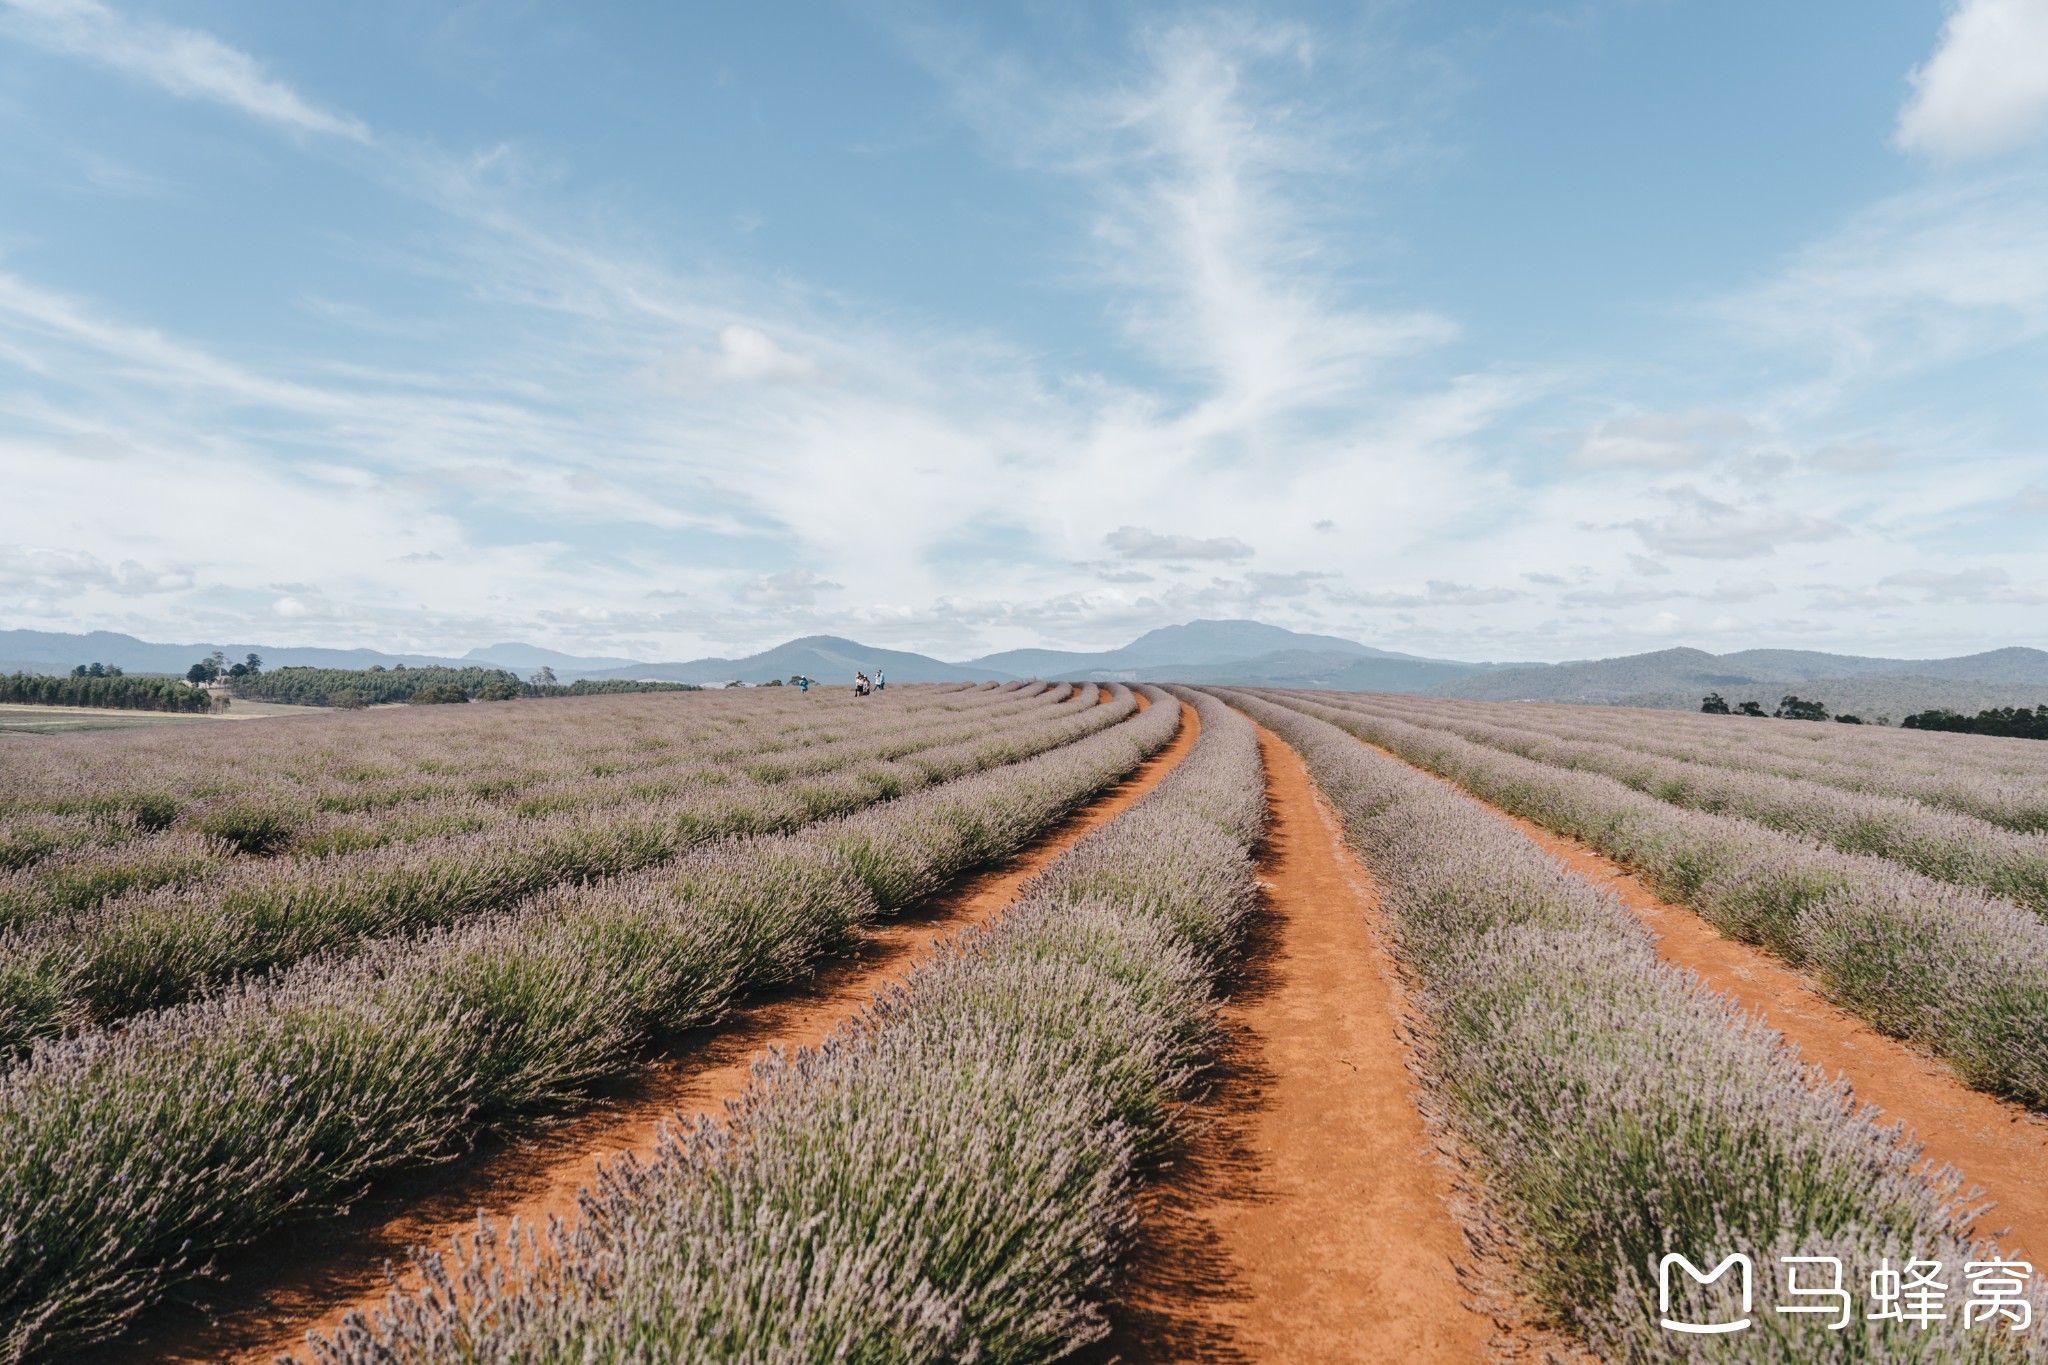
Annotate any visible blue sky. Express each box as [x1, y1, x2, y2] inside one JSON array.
[[4, 0, 2047, 663]]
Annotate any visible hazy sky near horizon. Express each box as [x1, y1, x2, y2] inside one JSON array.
[[4, 0, 2048, 663]]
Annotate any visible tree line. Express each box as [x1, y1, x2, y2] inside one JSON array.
[[1704, 692, 2048, 740], [1700, 693, 1869, 724], [1, 672, 215, 712], [1, 659, 703, 713], [1899, 705, 2048, 740], [232, 665, 700, 707]]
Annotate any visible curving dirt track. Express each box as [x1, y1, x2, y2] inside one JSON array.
[[1344, 728, 2048, 1260], [1099, 720, 1488, 1363], [121, 695, 1200, 1365]]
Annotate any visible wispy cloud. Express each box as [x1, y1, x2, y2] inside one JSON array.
[[1723, 172, 2048, 379], [1104, 525, 1254, 562], [1621, 488, 1844, 560], [1567, 410, 1757, 470], [0, 0, 369, 140]]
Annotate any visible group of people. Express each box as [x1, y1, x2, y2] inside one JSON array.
[[786, 671, 884, 695]]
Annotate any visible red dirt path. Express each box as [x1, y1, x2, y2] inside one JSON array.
[[1349, 730, 2048, 1260], [1100, 721, 1488, 1362], [125, 694, 1198, 1364]]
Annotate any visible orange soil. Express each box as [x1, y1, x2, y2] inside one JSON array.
[[129, 694, 1198, 1365], [1101, 722, 1487, 1363], [1350, 731, 2048, 1259]]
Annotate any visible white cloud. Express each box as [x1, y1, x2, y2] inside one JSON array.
[[1623, 488, 1844, 560], [0, 543, 191, 597], [1809, 585, 1904, 610], [1880, 564, 2048, 602], [1568, 410, 1755, 470], [1897, 0, 2048, 160], [1725, 173, 2048, 381], [1560, 584, 1680, 607], [1345, 579, 1523, 609], [0, 0, 369, 141], [1712, 577, 1779, 603], [733, 570, 843, 609], [1809, 441, 1901, 473], [1104, 525, 1254, 561], [652, 324, 821, 388]]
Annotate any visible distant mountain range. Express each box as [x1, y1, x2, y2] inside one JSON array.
[[5, 624, 2044, 713], [0, 628, 479, 677], [1433, 645, 2048, 717]]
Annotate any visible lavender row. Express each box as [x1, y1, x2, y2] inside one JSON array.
[[0, 683, 941, 829], [1262, 691, 2048, 1111], [0, 687, 1175, 1360], [0, 684, 1072, 880], [0, 686, 1131, 1056], [1359, 693, 2048, 835], [303, 688, 1261, 1363], [1226, 689, 2036, 1362], [1306, 690, 2048, 916], [0, 683, 1106, 929]]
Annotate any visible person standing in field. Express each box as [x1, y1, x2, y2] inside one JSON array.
[[854, 672, 869, 696], [875, 670, 885, 691], [797, 675, 809, 693]]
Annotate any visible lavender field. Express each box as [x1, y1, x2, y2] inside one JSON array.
[[7, 682, 2046, 1364]]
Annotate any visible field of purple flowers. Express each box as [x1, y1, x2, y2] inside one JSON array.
[[1229, 689, 2044, 1362], [1382, 695, 2048, 834], [0, 683, 1179, 1360], [1278, 690, 2048, 1113], [16, 678, 2042, 1363], [1326, 692, 2048, 911], [304, 687, 1263, 1363], [0, 682, 1130, 1055]]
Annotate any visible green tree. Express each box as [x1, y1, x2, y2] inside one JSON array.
[[1774, 695, 1829, 722], [1700, 692, 1731, 714]]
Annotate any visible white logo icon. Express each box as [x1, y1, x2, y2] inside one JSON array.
[[1660, 1253, 1754, 1335]]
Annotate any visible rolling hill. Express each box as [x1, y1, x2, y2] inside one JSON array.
[[7, 624, 2042, 711]]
